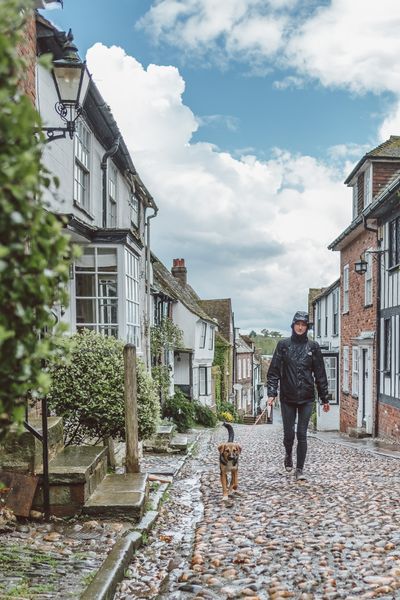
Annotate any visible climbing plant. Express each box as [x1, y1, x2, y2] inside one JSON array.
[[151, 317, 183, 402], [0, 0, 72, 440]]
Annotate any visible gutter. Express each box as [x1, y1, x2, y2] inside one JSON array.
[[145, 207, 159, 371]]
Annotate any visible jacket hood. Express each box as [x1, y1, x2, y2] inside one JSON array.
[[291, 311, 310, 329]]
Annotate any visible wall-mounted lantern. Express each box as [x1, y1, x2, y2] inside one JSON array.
[[354, 256, 368, 275]]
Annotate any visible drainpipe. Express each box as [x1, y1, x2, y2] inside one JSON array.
[[101, 138, 120, 228], [363, 215, 380, 437], [145, 206, 158, 372]]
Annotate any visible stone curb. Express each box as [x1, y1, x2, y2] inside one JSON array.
[[79, 429, 204, 600], [309, 433, 400, 461]]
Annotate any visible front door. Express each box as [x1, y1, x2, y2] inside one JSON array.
[[360, 347, 373, 434]]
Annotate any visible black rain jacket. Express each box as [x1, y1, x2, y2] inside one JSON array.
[[267, 335, 329, 404]]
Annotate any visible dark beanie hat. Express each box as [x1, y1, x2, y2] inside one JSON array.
[[291, 311, 309, 328]]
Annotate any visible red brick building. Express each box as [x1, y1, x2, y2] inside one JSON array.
[[329, 136, 400, 438]]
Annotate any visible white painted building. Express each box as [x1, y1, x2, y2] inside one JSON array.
[[36, 15, 157, 363], [312, 279, 341, 431], [152, 259, 217, 407]]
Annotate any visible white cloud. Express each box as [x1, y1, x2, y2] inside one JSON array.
[[197, 114, 239, 131], [138, 0, 400, 97], [378, 100, 400, 141], [87, 44, 349, 332]]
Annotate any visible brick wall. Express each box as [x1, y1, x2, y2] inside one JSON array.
[[373, 162, 400, 198], [17, 14, 36, 104], [339, 229, 378, 433], [378, 403, 400, 440]]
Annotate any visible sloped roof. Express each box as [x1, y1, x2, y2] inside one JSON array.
[[345, 136, 400, 184], [312, 279, 340, 304], [198, 299, 233, 343], [236, 334, 253, 354], [152, 259, 217, 325]]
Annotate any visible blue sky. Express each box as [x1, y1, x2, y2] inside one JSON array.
[[41, 0, 400, 333]]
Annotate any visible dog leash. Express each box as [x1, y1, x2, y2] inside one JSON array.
[[253, 403, 272, 426]]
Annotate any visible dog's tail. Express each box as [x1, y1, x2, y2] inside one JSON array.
[[223, 421, 234, 443]]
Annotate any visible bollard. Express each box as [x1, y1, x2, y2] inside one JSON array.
[[124, 344, 139, 473]]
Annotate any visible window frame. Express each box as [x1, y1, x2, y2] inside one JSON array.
[[125, 248, 140, 348], [388, 216, 400, 269], [73, 120, 91, 212], [130, 192, 139, 229], [384, 318, 391, 374], [199, 366, 208, 396], [364, 251, 373, 306], [208, 326, 214, 351], [108, 163, 118, 228], [332, 287, 339, 336], [199, 322, 207, 349]]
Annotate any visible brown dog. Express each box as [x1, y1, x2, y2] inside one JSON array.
[[218, 422, 241, 500]]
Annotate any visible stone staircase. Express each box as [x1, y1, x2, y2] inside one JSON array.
[[0, 417, 148, 520], [242, 412, 269, 425], [143, 423, 189, 454]]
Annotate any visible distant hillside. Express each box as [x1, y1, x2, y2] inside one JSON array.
[[251, 335, 283, 355]]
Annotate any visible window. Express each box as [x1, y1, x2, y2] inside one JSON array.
[[199, 322, 207, 348], [199, 366, 208, 395], [365, 252, 372, 305], [352, 182, 358, 220], [384, 318, 391, 373], [324, 297, 328, 337], [332, 288, 339, 335], [352, 347, 359, 396], [324, 356, 338, 404], [316, 302, 321, 337], [130, 193, 139, 228], [238, 358, 242, 380], [208, 327, 214, 350], [343, 265, 349, 313], [389, 216, 400, 268], [343, 346, 349, 392], [75, 246, 118, 337], [247, 357, 251, 377], [125, 248, 140, 347], [364, 164, 372, 207], [108, 164, 117, 227], [74, 120, 90, 211]]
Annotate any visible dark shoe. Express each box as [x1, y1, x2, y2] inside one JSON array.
[[295, 468, 306, 481], [284, 453, 293, 472]]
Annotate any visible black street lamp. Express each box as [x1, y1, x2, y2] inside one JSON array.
[[354, 256, 368, 274], [42, 40, 89, 143]]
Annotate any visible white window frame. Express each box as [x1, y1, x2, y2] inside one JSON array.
[[316, 301, 321, 337], [74, 120, 90, 211], [238, 358, 242, 380], [125, 248, 140, 347], [75, 246, 118, 337], [108, 163, 118, 228], [332, 288, 339, 335], [199, 322, 207, 349], [365, 251, 372, 306], [130, 192, 139, 229], [343, 346, 349, 392], [352, 346, 359, 396], [208, 326, 214, 351], [199, 366, 208, 396], [343, 264, 349, 313], [364, 164, 372, 208]]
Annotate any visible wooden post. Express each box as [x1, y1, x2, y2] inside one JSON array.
[[124, 344, 140, 473]]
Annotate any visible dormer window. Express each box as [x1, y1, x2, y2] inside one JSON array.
[[364, 164, 372, 208]]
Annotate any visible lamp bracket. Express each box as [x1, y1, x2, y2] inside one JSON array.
[[41, 102, 83, 143]]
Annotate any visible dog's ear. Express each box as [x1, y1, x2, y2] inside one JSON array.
[[218, 443, 226, 453], [236, 444, 242, 454]]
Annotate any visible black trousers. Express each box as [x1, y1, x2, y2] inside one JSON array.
[[280, 401, 313, 470]]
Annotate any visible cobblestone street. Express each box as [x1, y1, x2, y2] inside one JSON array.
[[115, 421, 400, 600]]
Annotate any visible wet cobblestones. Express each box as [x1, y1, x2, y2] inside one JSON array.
[[115, 423, 400, 600]]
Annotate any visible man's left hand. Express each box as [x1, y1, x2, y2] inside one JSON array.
[[322, 403, 330, 413]]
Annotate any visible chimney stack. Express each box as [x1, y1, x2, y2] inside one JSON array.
[[171, 258, 187, 286]]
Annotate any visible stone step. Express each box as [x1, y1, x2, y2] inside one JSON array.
[[33, 445, 108, 517], [83, 472, 148, 521], [143, 423, 177, 453], [170, 434, 188, 454], [0, 416, 64, 473], [348, 427, 372, 439]]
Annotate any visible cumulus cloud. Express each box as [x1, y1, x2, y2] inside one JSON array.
[[87, 43, 349, 332], [138, 0, 400, 97]]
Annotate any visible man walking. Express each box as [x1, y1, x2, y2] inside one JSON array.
[[267, 311, 330, 481]]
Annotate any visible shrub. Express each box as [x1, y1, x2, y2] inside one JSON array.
[[162, 389, 194, 432], [0, 0, 72, 439], [46, 330, 160, 445], [193, 401, 218, 428]]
